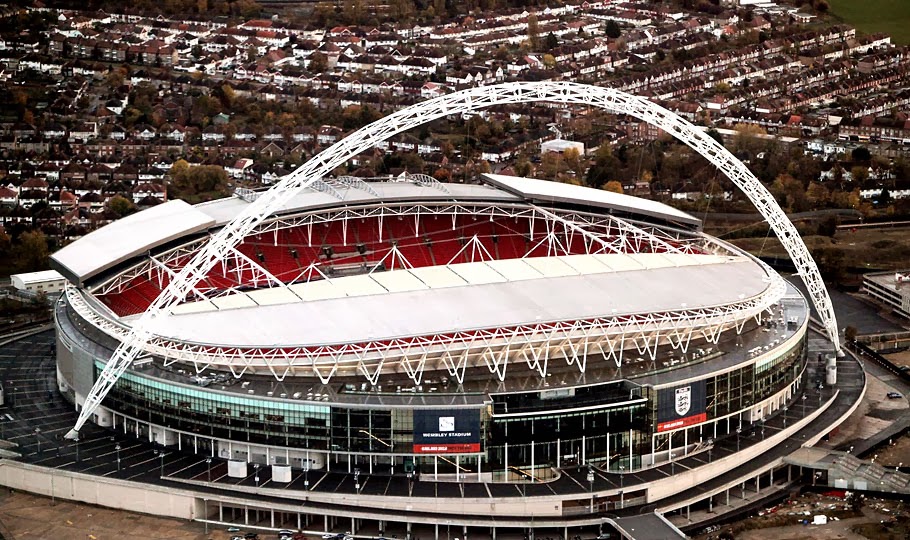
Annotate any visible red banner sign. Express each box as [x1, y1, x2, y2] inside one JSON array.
[[413, 443, 481, 454], [657, 412, 707, 433]]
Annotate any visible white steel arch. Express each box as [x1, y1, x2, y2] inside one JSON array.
[[65, 81, 840, 438]]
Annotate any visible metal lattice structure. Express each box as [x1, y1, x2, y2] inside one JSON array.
[[65, 82, 840, 438]]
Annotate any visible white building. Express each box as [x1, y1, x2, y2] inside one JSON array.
[[11, 270, 66, 295], [541, 138, 585, 155]]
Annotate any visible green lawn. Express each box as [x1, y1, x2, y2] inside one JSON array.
[[829, 0, 910, 45]]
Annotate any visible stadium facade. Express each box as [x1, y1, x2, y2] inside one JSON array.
[[53, 173, 812, 493]]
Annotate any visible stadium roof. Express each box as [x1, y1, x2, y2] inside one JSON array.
[[144, 253, 768, 348], [50, 176, 699, 287], [51, 200, 215, 287], [481, 174, 700, 228]]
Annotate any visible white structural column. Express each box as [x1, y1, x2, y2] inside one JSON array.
[[65, 81, 840, 438]]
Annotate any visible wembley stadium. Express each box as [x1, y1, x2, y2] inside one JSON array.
[[41, 83, 861, 537], [53, 172, 812, 493]]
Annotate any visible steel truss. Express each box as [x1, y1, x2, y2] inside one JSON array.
[[66, 261, 786, 386], [67, 82, 839, 438]]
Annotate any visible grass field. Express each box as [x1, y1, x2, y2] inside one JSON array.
[[829, 0, 910, 45], [728, 226, 910, 271]]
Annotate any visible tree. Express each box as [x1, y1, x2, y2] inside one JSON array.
[[805, 181, 830, 207], [733, 123, 767, 157], [170, 161, 231, 202], [850, 165, 869, 186], [107, 195, 136, 218], [605, 20, 622, 39], [527, 13, 540, 50], [544, 32, 558, 51], [563, 148, 582, 175], [851, 146, 871, 162], [308, 51, 327, 73], [12, 230, 49, 272], [602, 180, 624, 194], [514, 155, 533, 177]]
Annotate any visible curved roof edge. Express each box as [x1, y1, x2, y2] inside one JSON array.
[[480, 174, 701, 228], [51, 200, 215, 286]]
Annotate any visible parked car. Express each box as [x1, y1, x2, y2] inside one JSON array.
[[887, 392, 902, 399]]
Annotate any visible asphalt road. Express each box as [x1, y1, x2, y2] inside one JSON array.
[[785, 275, 905, 335]]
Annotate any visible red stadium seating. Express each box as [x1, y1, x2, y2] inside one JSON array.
[[100, 212, 694, 316]]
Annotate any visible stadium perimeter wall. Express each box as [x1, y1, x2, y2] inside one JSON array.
[[0, 460, 198, 520]]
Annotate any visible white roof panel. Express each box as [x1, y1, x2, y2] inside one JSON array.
[[481, 174, 700, 227], [409, 266, 468, 288], [246, 286, 301, 306], [169, 300, 216, 315], [211, 294, 258, 310], [484, 258, 544, 281], [370, 270, 429, 293], [523, 257, 578, 278], [51, 200, 215, 285], [448, 262, 507, 285], [151, 257, 771, 347], [558, 255, 612, 275], [288, 279, 344, 301], [593, 253, 646, 272], [334, 274, 388, 297]]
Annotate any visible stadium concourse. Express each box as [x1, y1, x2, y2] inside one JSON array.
[[8, 168, 860, 539]]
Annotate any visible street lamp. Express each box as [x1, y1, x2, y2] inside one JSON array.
[[619, 465, 625, 509], [354, 468, 361, 494], [707, 438, 714, 462], [206, 457, 212, 483], [736, 426, 742, 452], [254, 463, 260, 487], [154, 449, 165, 477], [115, 443, 121, 471], [34, 427, 41, 454], [586, 466, 595, 513], [670, 452, 676, 475]]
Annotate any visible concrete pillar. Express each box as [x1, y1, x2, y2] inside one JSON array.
[[492, 527, 496, 540], [407, 522, 412, 540], [725, 489, 730, 506], [686, 505, 690, 522], [351, 517, 355, 534], [755, 475, 760, 493], [435, 523, 439, 540], [271, 509, 275, 528], [324, 514, 329, 532], [708, 496, 713, 513]]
